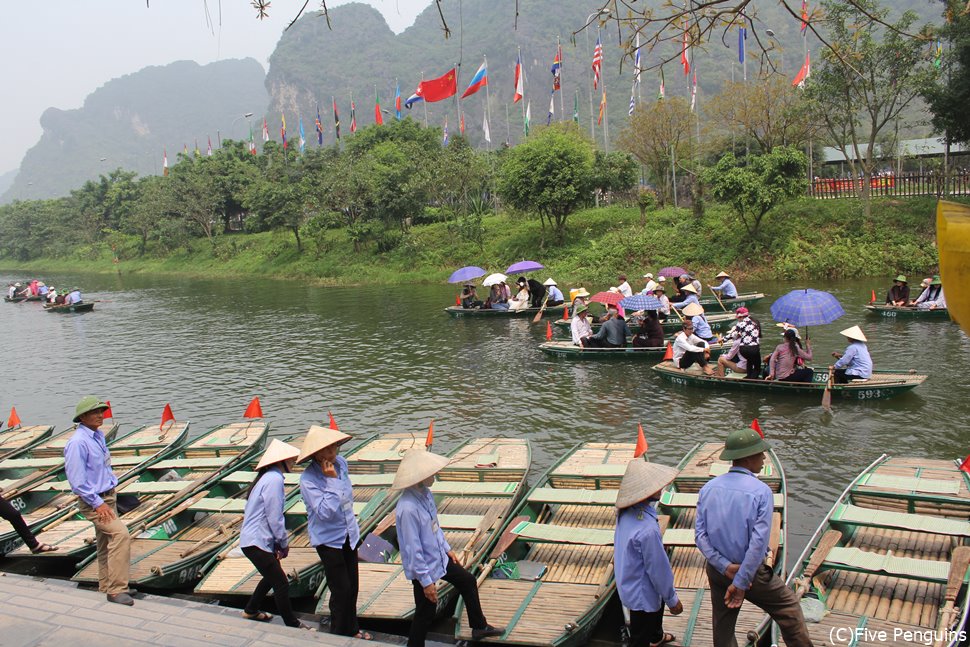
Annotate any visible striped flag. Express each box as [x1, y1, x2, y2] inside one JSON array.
[[525, 101, 531, 135], [792, 50, 811, 88], [483, 113, 491, 143], [633, 33, 641, 86], [315, 107, 323, 145], [333, 97, 340, 139], [628, 84, 636, 116], [249, 126, 257, 155], [395, 81, 402, 119], [281, 114, 287, 149], [350, 101, 357, 134], [690, 71, 697, 112], [800, 0, 809, 34], [592, 36, 603, 89], [513, 53, 525, 103], [375, 91, 384, 125], [681, 19, 691, 75], [658, 69, 665, 100], [262, 117, 269, 142], [299, 117, 305, 152], [597, 90, 607, 125], [551, 44, 562, 91], [163, 148, 168, 176]]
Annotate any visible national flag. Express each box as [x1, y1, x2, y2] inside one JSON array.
[[408, 68, 458, 105], [281, 114, 287, 149], [483, 113, 491, 143], [690, 71, 697, 112], [6, 406, 21, 428], [800, 0, 809, 34], [551, 44, 563, 91], [934, 39, 944, 69], [350, 101, 357, 134], [315, 107, 323, 145], [634, 422, 649, 458], [206, 136, 212, 156], [249, 127, 257, 155], [524, 101, 531, 135], [425, 419, 434, 448], [262, 117, 270, 142], [546, 321, 553, 340], [597, 89, 606, 125], [462, 60, 488, 99], [960, 454, 970, 473], [792, 50, 811, 87], [629, 83, 636, 116], [160, 403, 175, 429], [375, 91, 384, 125], [333, 98, 341, 139], [633, 32, 642, 86], [681, 18, 691, 75], [592, 36, 603, 89], [513, 54, 525, 103], [443, 117, 449, 145], [394, 81, 402, 119], [299, 117, 306, 152], [328, 410, 339, 430], [659, 69, 666, 100], [243, 397, 263, 419], [750, 418, 764, 438], [194, 139, 200, 157], [404, 92, 423, 109], [547, 92, 555, 125], [573, 92, 579, 122], [162, 148, 169, 176], [459, 112, 465, 134], [739, 25, 747, 64]]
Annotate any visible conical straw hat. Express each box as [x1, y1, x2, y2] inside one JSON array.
[[297, 425, 352, 463], [256, 439, 301, 470], [616, 459, 680, 509], [681, 284, 698, 294], [839, 325, 868, 343], [716, 271, 730, 278], [391, 448, 451, 490], [682, 302, 704, 317]]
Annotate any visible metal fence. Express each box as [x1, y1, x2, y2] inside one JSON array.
[[808, 172, 970, 199]]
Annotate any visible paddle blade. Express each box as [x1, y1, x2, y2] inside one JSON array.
[[750, 418, 763, 438], [160, 403, 175, 428], [634, 422, 649, 458], [6, 406, 21, 428], [545, 321, 553, 340], [243, 397, 263, 419], [821, 383, 832, 411], [490, 515, 528, 558], [662, 342, 673, 361], [328, 410, 339, 431], [425, 419, 434, 448], [102, 400, 113, 420], [946, 547, 970, 601]]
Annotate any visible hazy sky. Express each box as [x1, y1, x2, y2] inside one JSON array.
[[0, 1, 429, 175]]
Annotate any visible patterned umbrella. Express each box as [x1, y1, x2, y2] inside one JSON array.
[[590, 291, 625, 306], [448, 266, 487, 284], [658, 266, 689, 279], [506, 260, 545, 274], [481, 273, 508, 287], [769, 289, 845, 327], [620, 294, 662, 311]]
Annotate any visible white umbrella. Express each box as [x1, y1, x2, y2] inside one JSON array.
[[482, 273, 508, 287]]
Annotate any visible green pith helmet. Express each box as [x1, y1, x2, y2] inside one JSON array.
[[74, 396, 109, 423], [719, 427, 769, 461], [931, 275, 942, 286], [894, 274, 907, 283]]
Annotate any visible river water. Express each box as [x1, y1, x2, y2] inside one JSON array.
[[2, 272, 969, 569]]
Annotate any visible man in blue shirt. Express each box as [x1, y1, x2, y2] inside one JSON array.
[[64, 396, 133, 606], [696, 429, 812, 646], [543, 278, 565, 306], [709, 271, 739, 299], [614, 458, 682, 647], [393, 449, 503, 647], [830, 325, 873, 383]]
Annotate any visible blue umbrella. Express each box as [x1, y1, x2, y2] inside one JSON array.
[[505, 260, 544, 274], [620, 294, 662, 311], [769, 289, 845, 327], [448, 266, 487, 284]]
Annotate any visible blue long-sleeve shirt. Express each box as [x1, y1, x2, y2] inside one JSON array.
[[240, 465, 288, 553], [396, 485, 451, 588], [614, 502, 679, 613], [711, 279, 738, 298], [833, 341, 872, 378], [670, 294, 700, 310], [695, 467, 772, 591], [64, 424, 118, 509], [691, 315, 713, 339], [300, 456, 360, 549]]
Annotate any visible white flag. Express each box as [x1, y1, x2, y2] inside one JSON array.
[[634, 33, 642, 86], [483, 114, 491, 143]]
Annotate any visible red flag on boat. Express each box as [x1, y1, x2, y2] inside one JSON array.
[[750, 418, 764, 438], [634, 422, 649, 458], [243, 397, 263, 419], [160, 403, 175, 428], [562, 305, 569, 319], [328, 410, 340, 431], [960, 455, 970, 473], [546, 321, 553, 340], [103, 400, 113, 419], [6, 407, 21, 428], [425, 419, 435, 448], [662, 342, 673, 361]]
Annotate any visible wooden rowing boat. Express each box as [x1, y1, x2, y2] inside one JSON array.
[[656, 441, 786, 646], [553, 312, 737, 337], [454, 441, 634, 647], [446, 305, 566, 319], [44, 302, 94, 313], [4, 295, 42, 303], [652, 361, 927, 400], [314, 437, 531, 621], [698, 292, 766, 311], [539, 340, 729, 360], [756, 455, 970, 646], [865, 304, 952, 320], [0, 425, 54, 460]]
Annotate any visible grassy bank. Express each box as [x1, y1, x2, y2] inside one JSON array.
[[0, 197, 944, 286]]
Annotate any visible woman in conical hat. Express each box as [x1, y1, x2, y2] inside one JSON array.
[[830, 325, 873, 384], [239, 439, 305, 627], [297, 424, 371, 639], [393, 448, 503, 647], [614, 458, 682, 647]]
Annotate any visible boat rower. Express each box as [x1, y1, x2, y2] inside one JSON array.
[[709, 271, 738, 299]]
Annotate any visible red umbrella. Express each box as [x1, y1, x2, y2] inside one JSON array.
[[589, 291, 624, 306]]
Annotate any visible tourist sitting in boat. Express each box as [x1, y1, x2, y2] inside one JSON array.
[[653, 285, 671, 319], [669, 284, 700, 311], [5, 283, 15, 299], [37, 282, 49, 301], [682, 302, 714, 342], [767, 328, 814, 382], [716, 339, 747, 378], [722, 307, 762, 379], [672, 321, 714, 375], [571, 304, 593, 345], [583, 308, 631, 348], [460, 284, 483, 309], [543, 278, 564, 306], [527, 277, 546, 308], [640, 273, 658, 295], [830, 325, 873, 383], [508, 278, 530, 311], [485, 283, 509, 310], [912, 275, 946, 310], [709, 271, 738, 299], [571, 287, 590, 311], [614, 459, 683, 647], [65, 287, 83, 305], [884, 274, 909, 306], [689, 274, 703, 295], [46, 286, 57, 303], [614, 274, 634, 298], [631, 310, 665, 348]]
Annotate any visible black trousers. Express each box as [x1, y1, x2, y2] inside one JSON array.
[[780, 367, 814, 383], [409, 560, 486, 647], [678, 350, 708, 369], [739, 345, 762, 379], [629, 608, 665, 647], [0, 495, 38, 550], [584, 337, 623, 348], [241, 545, 301, 627], [316, 540, 360, 636], [834, 369, 866, 384]]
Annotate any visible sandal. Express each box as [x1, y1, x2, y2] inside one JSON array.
[[650, 632, 676, 647], [29, 543, 59, 554], [242, 611, 273, 622], [354, 631, 373, 640]]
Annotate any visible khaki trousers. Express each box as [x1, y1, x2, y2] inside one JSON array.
[[79, 490, 131, 595], [706, 563, 813, 647]]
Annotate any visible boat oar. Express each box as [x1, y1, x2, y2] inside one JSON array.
[[371, 510, 396, 536], [475, 515, 527, 585], [179, 516, 243, 558], [134, 489, 209, 534], [822, 367, 834, 411], [934, 546, 970, 647], [460, 505, 503, 565], [532, 294, 550, 324], [792, 529, 843, 598], [708, 287, 728, 312]]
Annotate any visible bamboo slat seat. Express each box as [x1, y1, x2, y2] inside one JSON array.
[[120, 480, 196, 494], [822, 546, 951, 581], [188, 498, 247, 514], [660, 490, 784, 509], [219, 471, 301, 485], [0, 457, 63, 468], [833, 503, 970, 535], [348, 473, 396, 486], [153, 457, 233, 470], [430, 481, 518, 496], [526, 487, 617, 506], [511, 521, 613, 545]]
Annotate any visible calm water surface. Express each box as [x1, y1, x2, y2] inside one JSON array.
[[3, 272, 969, 567]]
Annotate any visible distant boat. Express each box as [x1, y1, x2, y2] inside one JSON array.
[[44, 302, 94, 313]]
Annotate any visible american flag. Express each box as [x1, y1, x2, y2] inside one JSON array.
[[592, 36, 603, 89]]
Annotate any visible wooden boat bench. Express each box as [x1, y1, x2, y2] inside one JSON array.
[[527, 487, 617, 506], [188, 498, 248, 514], [153, 456, 234, 470], [510, 521, 614, 546], [220, 471, 302, 486], [430, 481, 519, 496], [122, 480, 198, 494], [820, 546, 953, 583], [287, 500, 371, 517], [856, 473, 962, 495], [349, 473, 397, 486], [660, 491, 784, 509], [831, 503, 970, 536]]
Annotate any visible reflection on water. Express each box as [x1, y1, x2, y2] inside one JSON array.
[[2, 271, 969, 562]]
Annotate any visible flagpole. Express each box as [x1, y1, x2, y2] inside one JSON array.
[[518, 46, 526, 137], [603, 92, 610, 153], [505, 104, 511, 146], [557, 36, 565, 122], [585, 26, 596, 138], [421, 71, 429, 127], [484, 54, 493, 151]]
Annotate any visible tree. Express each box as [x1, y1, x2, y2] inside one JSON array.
[[591, 151, 639, 200], [497, 123, 595, 245], [922, 1, 970, 146], [617, 97, 695, 207], [164, 156, 221, 246], [807, 0, 935, 216], [703, 146, 808, 239]]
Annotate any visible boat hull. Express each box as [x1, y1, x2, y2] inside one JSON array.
[[865, 304, 951, 319], [539, 340, 728, 360], [44, 302, 94, 313], [697, 292, 765, 311], [446, 305, 565, 319], [553, 312, 736, 337]]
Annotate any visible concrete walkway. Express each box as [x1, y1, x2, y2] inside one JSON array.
[[0, 572, 407, 647]]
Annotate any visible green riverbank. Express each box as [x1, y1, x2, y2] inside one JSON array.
[[0, 197, 945, 286]]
